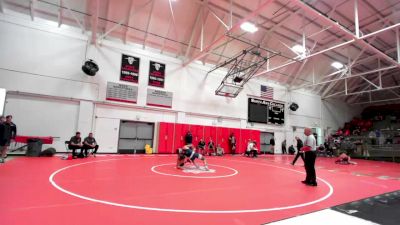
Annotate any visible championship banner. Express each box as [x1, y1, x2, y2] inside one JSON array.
[[106, 82, 138, 104], [120, 54, 140, 83], [148, 61, 166, 88], [146, 88, 173, 108]]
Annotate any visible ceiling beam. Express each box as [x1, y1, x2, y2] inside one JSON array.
[[124, 0, 153, 44], [161, 19, 173, 54], [0, 0, 4, 13], [123, 0, 134, 44], [183, 0, 275, 66], [354, 97, 400, 105], [57, 0, 63, 27], [30, 0, 36, 21], [64, 1, 85, 33], [292, 0, 400, 69], [202, 14, 226, 63], [292, 65, 397, 91], [143, 0, 156, 49], [90, 0, 99, 45], [183, 6, 202, 60]]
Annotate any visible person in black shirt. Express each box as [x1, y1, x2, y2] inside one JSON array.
[[82, 133, 99, 157], [69, 132, 83, 158], [292, 136, 305, 165], [0, 115, 17, 163], [197, 138, 206, 155], [185, 131, 193, 146], [269, 137, 275, 153]]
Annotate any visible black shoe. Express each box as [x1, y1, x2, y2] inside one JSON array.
[[306, 182, 318, 186], [301, 180, 308, 184]]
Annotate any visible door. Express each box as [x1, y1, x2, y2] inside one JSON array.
[[118, 121, 154, 154], [260, 132, 274, 154]]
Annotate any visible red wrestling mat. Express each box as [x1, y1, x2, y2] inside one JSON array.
[[0, 155, 399, 225]]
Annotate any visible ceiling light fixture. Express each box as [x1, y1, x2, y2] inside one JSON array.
[[331, 61, 344, 69], [291, 44, 306, 55], [240, 22, 258, 33]]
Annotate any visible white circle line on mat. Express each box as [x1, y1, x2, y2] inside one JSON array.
[[151, 163, 238, 178], [49, 158, 334, 214]]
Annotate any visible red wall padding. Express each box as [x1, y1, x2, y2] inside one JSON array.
[[157, 122, 261, 154]]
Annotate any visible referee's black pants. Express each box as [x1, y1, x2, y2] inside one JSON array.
[[304, 151, 317, 184]]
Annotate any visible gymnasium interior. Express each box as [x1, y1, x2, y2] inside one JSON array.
[[0, 0, 400, 224]]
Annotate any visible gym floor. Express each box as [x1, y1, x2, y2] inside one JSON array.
[[1, 154, 399, 225]]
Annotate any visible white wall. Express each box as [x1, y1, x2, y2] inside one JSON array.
[[3, 94, 80, 151], [0, 12, 362, 153]]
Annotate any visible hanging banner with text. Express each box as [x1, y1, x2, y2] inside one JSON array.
[[146, 88, 173, 108], [106, 82, 138, 104], [148, 61, 166, 88], [120, 54, 140, 83]]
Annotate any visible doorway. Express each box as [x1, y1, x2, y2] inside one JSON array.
[[260, 132, 274, 154], [118, 121, 154, 154]]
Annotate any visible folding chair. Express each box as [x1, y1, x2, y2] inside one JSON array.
[[62, 141, 72, 160], [85, 146, 96, 157]]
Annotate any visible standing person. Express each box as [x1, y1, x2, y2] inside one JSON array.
[[83, 132, 99, 157], [229, 132, 236, 154], [185, 131, 193, 146], [301, 128, 318, 186], [292, 136, 304, 165], [0, 115, 17, 163], [269, 136, 275, 153], [68, 132, 83, 158], [0, 116, 5, 124], [281, 140, 287, 154]]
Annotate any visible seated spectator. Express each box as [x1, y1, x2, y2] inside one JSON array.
[[197, 138, 206, 155], [216, 144, 224, 156], [288, 145, 295, 154], [335, 152, 357, 165], [317, 144, 326, 157], [207, 138, 215, 156], [245, 140, 258, 158], [83, 132, 99, 157], [69, 132, 83, 158], [251, 141, 258, 158]]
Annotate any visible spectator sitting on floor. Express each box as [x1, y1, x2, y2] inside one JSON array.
[[335, 152, 357, 165], [216, 144, 224, 156]]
